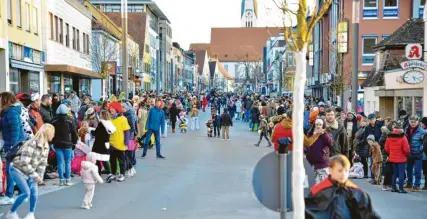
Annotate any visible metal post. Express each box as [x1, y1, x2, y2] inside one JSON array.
[[170, 60, 174, 92], [121, 0, 128, 97], [279, 153, 286, 219], [156, 49, 161, 93], [352, 0, 360, 112], [279, 61, 283, 96]]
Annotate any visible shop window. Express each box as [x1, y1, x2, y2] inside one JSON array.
[[47, 73, 61, 94], [29, 72, 39, 93], [404, 97, 413, 116], [33, 50, 41, 64], [7, 0, 12, 25], [25, 3, 30, 32], [362, 35, 377, 65], [80, 79, 90, 96], [16, 0, 22, 27], [363, 0, 378, 19], [12, 43, 23, 60], [383, 0, 398, 19], [64, 76, 73, 93], [9, 70, 20, 94], [415, 97, 423, 119], [33, 7, 38, 34]]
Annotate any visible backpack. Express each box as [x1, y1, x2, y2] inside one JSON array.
[[6, 137, 30, 162], [423, 134, 427, 157]]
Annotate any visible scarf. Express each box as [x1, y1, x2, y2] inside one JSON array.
[[326, 119, 339, 130]]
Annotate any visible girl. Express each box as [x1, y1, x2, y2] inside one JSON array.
[[367, 135, 383, 185], [190, 105, 199, 130], [6, 124, 55, 219], [80, 152, 104, 209]]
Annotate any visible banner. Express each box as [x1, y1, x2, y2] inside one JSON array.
[[209, 61, 216, 79]]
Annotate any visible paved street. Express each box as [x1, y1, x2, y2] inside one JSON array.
[[1, 111, 427, 219]]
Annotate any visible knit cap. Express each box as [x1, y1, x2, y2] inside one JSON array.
[[421, 117, 427, 126], [367, 134, 375, 142], [56, 104, 69, 115], [109, 101, 123, 113], [368, 113, 376, 119]]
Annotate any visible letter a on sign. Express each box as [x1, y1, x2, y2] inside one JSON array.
[[406, 44, 423, 60]]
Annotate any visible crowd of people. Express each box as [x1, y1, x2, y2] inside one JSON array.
[[0, 88, 424, 218]]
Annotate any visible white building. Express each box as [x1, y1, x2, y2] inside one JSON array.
[[160, 20, 172, 91], [42, 0, 98, 96], [241, 0, 258, 27]]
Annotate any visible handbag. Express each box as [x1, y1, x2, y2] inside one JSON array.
[[127, 139, 137, 151]]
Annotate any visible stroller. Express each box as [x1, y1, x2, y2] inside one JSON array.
[[206, 120, 213, 137]]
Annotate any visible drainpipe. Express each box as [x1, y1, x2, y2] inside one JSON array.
[[423, 6, 427, 116]]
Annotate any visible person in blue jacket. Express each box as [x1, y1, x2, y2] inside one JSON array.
[[405, 115, 425, 191], [141, 99, 165, 159], [0, 92, 26, 205]]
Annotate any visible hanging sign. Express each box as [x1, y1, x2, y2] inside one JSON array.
[[400, 60, 427, 70], [337, 20, 348, 53], [405, 44, 422, 60]]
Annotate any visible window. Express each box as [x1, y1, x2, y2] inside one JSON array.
[[16, 0, 22, 27], [224, 64, 228, 72], [65, 23, 69, 47], [362, 35, 377, 65], [25, 3, 30, 31], [49, 13, 53, 39], [29, 72, 40, 93], [9, 70, 20, 94], [59, 18, 63, 43], [33, 50, 41, 64], [54, 16, 58, 41], [83, 33, 86, 54], [382, 34, 389, 40], [86, 34, 90, 54], [72, 27, 76, 49], [7, 0, 12, 24], [77, 29, 80, 51], [33, 7, 38, 34], [363, 0, 378, 19], [383, 0, 398, 18], [12, 43, 23, 60]]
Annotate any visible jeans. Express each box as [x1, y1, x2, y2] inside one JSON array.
[[56, 148, 73, 180], [236, 112, 241, 120], [143, 129, 162, 156], [213, 125, 220, 137], [256, 133, 272, 146], [392, 162, 405, 190], [9, 167, 38, 213], [406, 158, 422, 187], [191, 117, 200, 130], [6, 161, 16, 198], [244, 109, 251, 122]]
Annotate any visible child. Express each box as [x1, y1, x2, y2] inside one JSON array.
[[211, 108, 221, 138], [305, 155, 380, 218], [206, 119, 213, 137], [367, 135, 383, 185], [81, 152, 104, 209], [179, 114, 188, 133], [254, 115, 272, 147], [349, 154, 364, 179]]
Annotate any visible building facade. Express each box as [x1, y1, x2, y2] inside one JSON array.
[[159, 20, 172, 91], [183, 50, 195, 91]]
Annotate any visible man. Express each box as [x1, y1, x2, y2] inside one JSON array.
[[344, 112, 358, 161], [141, 99, 166, 159], [325, 108, 349, 158], [39, 94, 53, 123], [405, 115, 425, 191], [69, 91, 81, 119], [52, 94, 60, 117], [28, 93, 44, 133], [244, 97, 252, 122], [78, 96, 91, 122]]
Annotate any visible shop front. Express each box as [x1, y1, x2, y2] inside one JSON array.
[[45, 64, 101, 97], [8, 42, 44, 94], [142, 73, 152, 91]]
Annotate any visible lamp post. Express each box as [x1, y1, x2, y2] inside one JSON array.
[[121, 0, 128, 97], [351, 0, 360, 112]]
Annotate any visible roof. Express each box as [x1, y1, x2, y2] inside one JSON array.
[[189, 43, 211, 56], [194, 50, 207, 74], [104, 12, 147, 51], [210, 27, 281, 62], [373, 18, 424, 50]]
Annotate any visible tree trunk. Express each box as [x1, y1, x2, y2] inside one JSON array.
[[103, 78, 108, 99], [292, 44, 308, 218]]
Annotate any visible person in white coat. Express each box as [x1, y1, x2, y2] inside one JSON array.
[[235, 99, 243, 120], [80, 152, 104, 209], [190, 105, 199, 130]]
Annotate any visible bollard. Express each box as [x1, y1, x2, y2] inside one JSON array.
[[278, 137, 292, 219]]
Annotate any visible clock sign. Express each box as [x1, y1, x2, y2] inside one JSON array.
[[403, 70, 424, 84]]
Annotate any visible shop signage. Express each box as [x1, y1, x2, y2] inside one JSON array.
[[405, 44, 422, 60], [337, 20, 348, 53], [400, 60, 427, 70]]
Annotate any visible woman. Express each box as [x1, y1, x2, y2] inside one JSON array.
[[354, 117, 369, 178], [84, 107, 98, 128], [305, 118, 333, 184], [0, 92, 27, 206], [137, 101, 148, 138], [169, 103, 179, 133], [51, 104, 78, 186], [250, 104, 260, 131], [235, 98, 243, 120], [6, 124, 55, 219], [92, 110, 116, 180]]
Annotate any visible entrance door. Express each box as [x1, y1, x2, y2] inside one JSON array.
[[73, 76, 80, 97]]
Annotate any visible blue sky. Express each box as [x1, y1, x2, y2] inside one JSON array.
[[154, 0, 283, 49]]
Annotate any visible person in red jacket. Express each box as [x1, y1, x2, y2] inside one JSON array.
[[271, 112, 293, 151], [202, 95, 208, 112], [385, 123, 411, 193]]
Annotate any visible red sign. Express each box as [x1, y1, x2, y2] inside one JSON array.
[[405, 44, 422, 60]]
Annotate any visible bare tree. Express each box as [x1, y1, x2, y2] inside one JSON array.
[[236, 52, 262, 89]]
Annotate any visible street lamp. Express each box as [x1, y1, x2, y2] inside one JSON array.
[[121, 0, 128, 97], [351, 0, 360, 112]]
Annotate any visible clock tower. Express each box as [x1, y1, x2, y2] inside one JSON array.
[[241, 0, 258, 27]]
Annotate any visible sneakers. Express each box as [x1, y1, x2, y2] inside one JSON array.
[[116, 174, 125, 182], [59, 179, 65, 186], [22, 212, 35, 219], [0, 196, 15, 205], [391, 188, 399, 192], [254, 144, 259, 147], [6, 212, 20, 219], [398, 189, 408, 194], [64, 180, 73, 186], [125, 170, 132, 178], [141, 152, 147, 158], [106, 174, 115, 183], [404, 184, 413, 190], [131, 167, 136, 176], [412, 186, 421, 192], [81, 203, 90, 210], [156, 154, 166, 159], [382, 185, 390, 191]]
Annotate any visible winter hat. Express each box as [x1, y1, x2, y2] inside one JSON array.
[[398, 110, 407, 117], [366, 135, 375, 142], [118, 92, 126, 101], [56, 104, 69, 115], [109, 101, 123, 113], [31, 92, 40, 102], [85, 107, 95, 118], [61, 99, 72, 107], [394, 122, 403, 129], [86, 152, 96, 164], [356, 115, 362, 122], [409, 115, 419, 122], [368, 113, 376, 119], [347, 111, 356, 118], [421, 117, 427, 126]]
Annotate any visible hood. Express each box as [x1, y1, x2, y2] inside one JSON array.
[[281, 119, 292, 129], [100, 120, 116, 134], [353, 162, 363, 168], [2, 104, 22, 116], [81, 160, 96, 170], [381, 126, 390, 134], [388, 129, 405, 138]]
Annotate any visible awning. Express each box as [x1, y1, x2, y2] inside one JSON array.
[[10, 59, 44, 72], [216, 61, 233, 80], [44, 64, 101, 79]]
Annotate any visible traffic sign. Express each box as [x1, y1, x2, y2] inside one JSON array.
[[252, 152, 315, 212]]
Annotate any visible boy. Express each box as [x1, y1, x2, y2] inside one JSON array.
[[254, 115, 272, 147], [305, 155, 380, 219], [367, 135, 383, 185]]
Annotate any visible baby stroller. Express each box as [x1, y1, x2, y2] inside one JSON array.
[[206, 120, 213, 137]]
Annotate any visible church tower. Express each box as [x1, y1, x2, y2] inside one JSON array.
[[241, 0, 258, 27]]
